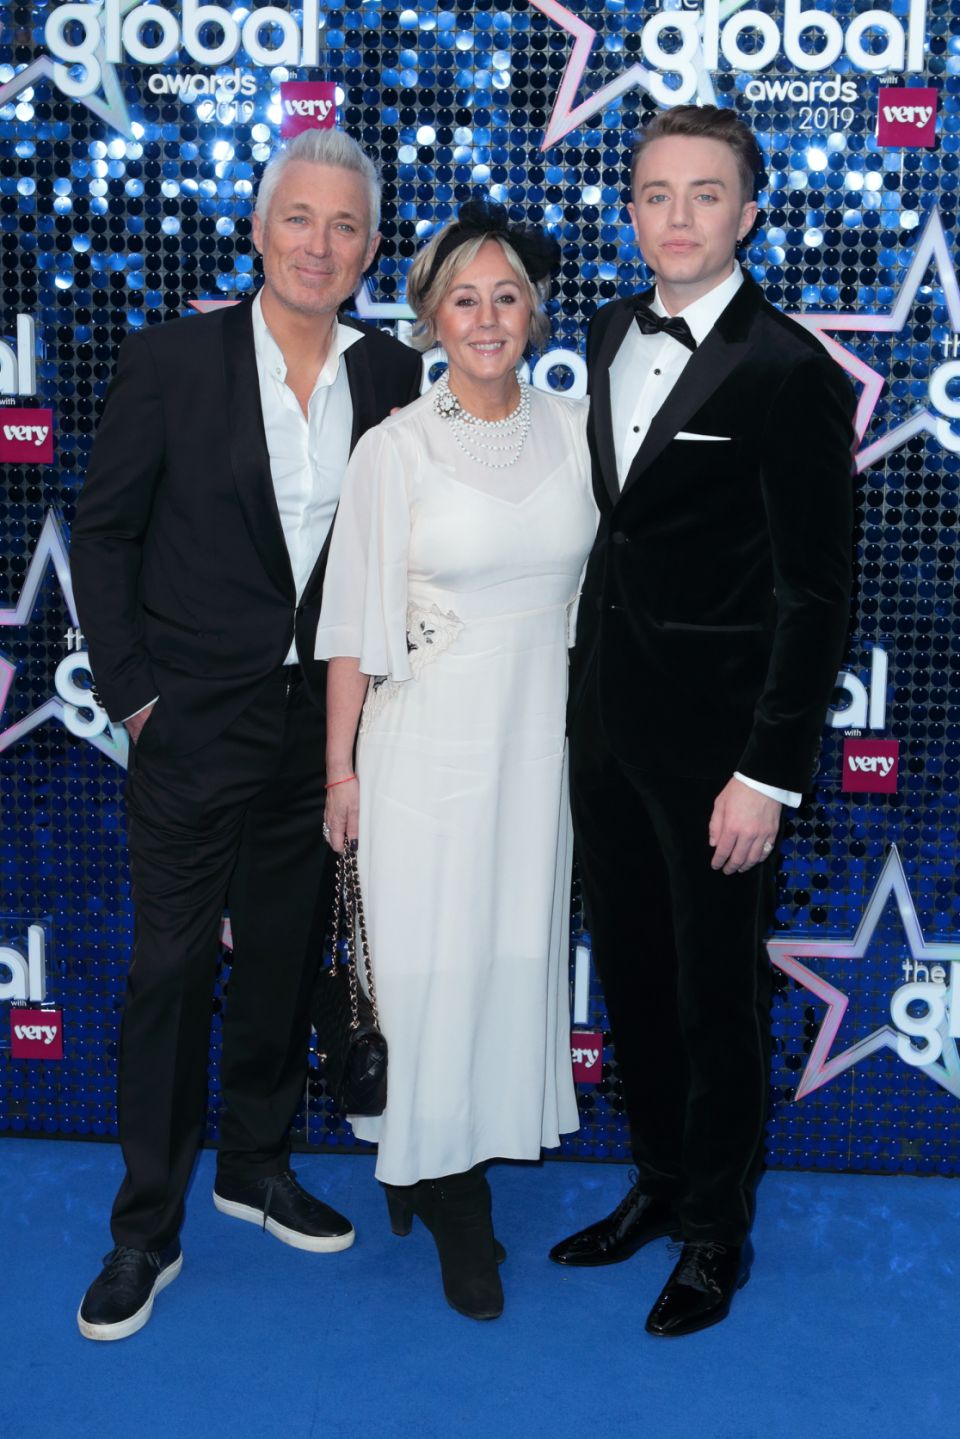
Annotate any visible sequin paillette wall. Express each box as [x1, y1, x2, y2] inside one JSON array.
[[1, 1, 959, 1173]]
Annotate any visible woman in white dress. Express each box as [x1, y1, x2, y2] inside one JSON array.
[[316, 201, 597, 1319]]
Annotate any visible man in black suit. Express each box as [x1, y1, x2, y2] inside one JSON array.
[[71, 127, 422, 1340], [550, 106, 853, 1335]]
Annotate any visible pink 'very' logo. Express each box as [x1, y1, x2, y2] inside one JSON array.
[[841, 738, 901, 794], [876, 87, 937, 148], [10, 1006, 63, 1059], [280, 82, 337, 139], [571, 1030, 603, 1084], [0, 407, 53, 464]]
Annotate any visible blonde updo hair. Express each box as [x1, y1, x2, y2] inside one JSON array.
[[406, 227, 552, 354]]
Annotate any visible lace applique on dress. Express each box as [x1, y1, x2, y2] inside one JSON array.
[[360, 601, 464, 732]]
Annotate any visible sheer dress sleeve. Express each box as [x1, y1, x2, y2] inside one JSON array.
[[315, 422, 414, 682]]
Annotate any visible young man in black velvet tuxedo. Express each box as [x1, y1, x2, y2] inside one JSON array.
[[550, 106, 853, 1335], [70, 128, 422, 1340]]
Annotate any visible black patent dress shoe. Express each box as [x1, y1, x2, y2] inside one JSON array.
[[77, 1240, 182, 1341], [645, 1239, 753, 1337], [548, 1176, 680, 1267], [213, 1168, 354, 1253]]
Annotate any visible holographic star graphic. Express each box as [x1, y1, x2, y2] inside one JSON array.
[[0, 511, 128, 766], [794, 208, 960, 473], [187, 299, 240, 315], [768, 846, 960, 1101], [0, 0, 136, 136], [527, 0, 750, 148], [353, 279, 414, 323]]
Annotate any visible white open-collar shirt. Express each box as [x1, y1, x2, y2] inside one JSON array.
[[252, 288, 361, 664], [608, 266, 799, 808]]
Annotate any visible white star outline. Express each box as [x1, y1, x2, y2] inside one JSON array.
[[528, 0, 751, 148], [0, 0, 136, 136], [352, 281, 413, 323], [0, 510, 129, 767], [793, 208, 960, 474], [768, 845, 960, 1101]]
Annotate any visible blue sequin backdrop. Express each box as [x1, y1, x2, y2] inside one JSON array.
[[1, 0, 959, 1174]]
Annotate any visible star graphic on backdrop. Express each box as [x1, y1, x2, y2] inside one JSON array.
[[793, 208, 960, 473], [0, 0, 137, 136], [0, 511, 127, 766], [768, 846, 960, 1101], [353, 279, 413, 322], [527, 0, 750, 149], [187, 299, 240, 314]]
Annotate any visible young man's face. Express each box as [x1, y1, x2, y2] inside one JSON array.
[[627, 134, 757, 312]]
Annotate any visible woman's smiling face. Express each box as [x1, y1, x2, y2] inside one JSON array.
[[433, 239, 533, 394]]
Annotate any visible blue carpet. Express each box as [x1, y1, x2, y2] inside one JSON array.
[[1, 1141, 956, 1439]]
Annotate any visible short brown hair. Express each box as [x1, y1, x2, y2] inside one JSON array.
[[630, 105, 763, 203]]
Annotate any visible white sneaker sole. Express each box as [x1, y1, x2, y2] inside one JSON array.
[[212, 1191, 355, 1253], [77, 1252, 183, 1342]]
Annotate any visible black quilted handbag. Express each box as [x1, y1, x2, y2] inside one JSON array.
[[312, 847, 388, 1117]]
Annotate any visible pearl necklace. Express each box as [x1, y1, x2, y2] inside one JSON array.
[[433, 374, 532, 470]]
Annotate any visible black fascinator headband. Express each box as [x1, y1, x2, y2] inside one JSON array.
[[422, 198, 561, 292]]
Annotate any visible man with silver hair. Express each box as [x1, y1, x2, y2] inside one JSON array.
[[71, 127, 422, 1340]]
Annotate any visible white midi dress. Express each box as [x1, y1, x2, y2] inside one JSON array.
[[316, 384, 598, 1184]]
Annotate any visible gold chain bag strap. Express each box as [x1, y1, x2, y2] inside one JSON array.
[[312, 847, 388, 1117]]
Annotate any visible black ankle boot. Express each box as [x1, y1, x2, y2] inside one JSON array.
[[383, 1183, 415, 1236], [407, 1166, 504, 1320], [382, 1179, 507, 1262]]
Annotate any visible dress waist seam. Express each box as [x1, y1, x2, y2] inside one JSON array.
[[407, 597, 572, 625]]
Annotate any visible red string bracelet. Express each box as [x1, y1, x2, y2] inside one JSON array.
[[325, 774, 357, 789]]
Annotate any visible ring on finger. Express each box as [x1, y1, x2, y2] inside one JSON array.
[[762, 840, 773, 854]]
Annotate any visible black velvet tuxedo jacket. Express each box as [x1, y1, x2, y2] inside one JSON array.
[[570, 274, 855, 794], [71, 298, 423, 756]]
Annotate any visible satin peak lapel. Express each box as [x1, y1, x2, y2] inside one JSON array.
[[620, 280, 758, 498], [222, 300, 295, 598], [342, 324, 376, 452], [590, 300, 636, 507]]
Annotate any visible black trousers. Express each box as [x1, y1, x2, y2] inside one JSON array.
[[110, 669, 335, 1251], [569, 686, 775, 1245]]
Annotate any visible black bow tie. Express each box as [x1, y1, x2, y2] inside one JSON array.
[[631, 303, 697, 353]]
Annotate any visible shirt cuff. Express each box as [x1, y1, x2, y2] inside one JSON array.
[[733, 772, 801, 808], [121, 696, 159, 724]]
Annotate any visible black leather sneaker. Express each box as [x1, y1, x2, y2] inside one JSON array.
[[213, 1168, 354, 1253], [77, 1241, 182, 1341]]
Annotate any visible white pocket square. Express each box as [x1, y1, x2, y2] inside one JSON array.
[[675, 431, 732, 441]]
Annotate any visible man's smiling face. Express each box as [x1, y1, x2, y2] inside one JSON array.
[[252, 160, 380, 320]]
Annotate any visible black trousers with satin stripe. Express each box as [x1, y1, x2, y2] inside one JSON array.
[[111, 669, 335, 1251], [569, 687, 775, 1245]]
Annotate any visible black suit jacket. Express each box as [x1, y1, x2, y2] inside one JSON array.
[[570, 275, 855, 793], [71, 298, 423, 756]]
